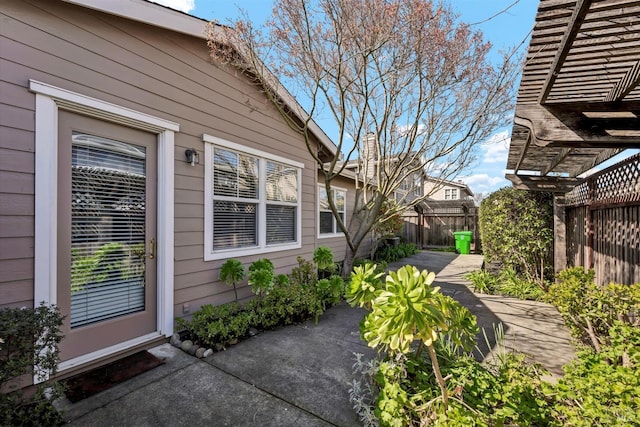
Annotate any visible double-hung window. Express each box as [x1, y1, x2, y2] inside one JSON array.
[[444, 188, 458, 200], [318, 185, 346, 237], [204, 135, 303, 260]]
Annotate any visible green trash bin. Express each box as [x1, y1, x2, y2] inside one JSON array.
[[453, 231, 473, 255]]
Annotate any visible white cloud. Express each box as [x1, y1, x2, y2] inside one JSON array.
[[480, 130, 510, 164], [461, 173, 509, 194], [148, 0, 195, 13]]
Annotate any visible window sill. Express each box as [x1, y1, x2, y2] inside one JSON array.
[[204, 242, 302, 261], [317, 233, 345, 239]]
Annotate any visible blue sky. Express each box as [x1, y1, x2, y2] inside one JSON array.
[[152, 0, 541, 195]]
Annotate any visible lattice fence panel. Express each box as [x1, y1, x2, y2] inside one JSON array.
[[564, 153, 640, 285], [565, 153, 640, 207]]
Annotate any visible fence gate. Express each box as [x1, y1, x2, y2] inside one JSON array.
[[401, 200, 479, 250]]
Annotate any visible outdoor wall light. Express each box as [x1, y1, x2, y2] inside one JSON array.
[[185, 148, 199, 166]]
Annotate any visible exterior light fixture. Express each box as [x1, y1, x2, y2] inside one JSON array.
[[185, 148, 199, 166]]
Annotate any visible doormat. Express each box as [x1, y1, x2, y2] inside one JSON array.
[[62, 350, 164, 403]]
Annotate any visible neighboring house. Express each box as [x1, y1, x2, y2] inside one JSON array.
[[341, 133, 426, 206], [0, 0, 352, 383], [423, 177, 474, 201], [316, 168, 368, 262]]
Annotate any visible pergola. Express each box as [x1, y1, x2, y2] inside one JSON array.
[[507, 0, 640, 192]]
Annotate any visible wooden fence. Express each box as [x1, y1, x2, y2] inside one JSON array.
[[401, 200, 480, 251], [564, 153, 640, 285]]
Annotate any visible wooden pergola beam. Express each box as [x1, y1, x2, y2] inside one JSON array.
[[514, 130, 533, 173], [515, 104, 640, 148], [605, 60, 640, 102], [538, 0, 593, 104], [506, 174, 583, 193], [542, 147, 573, 176]]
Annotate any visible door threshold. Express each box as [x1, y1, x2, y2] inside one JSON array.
[[54, 332, 166, 382]]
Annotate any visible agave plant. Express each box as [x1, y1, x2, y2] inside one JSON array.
[[313, 246, 336, 278], [359, 264, 478, 412], [219, 259, 244, 303], [346, 262, 384, 309], [248, 258, 275, 296]]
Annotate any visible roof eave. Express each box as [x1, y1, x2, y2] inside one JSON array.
[[60, 0, 338, 156]]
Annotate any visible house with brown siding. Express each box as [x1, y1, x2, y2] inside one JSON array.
[[0, 0, 352, 382]]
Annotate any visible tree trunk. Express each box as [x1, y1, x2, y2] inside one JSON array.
[[427, 343, 448, 411], [342, 247, 355, 279]]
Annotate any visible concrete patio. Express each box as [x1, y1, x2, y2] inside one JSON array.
[[59, 251, 575, 426]]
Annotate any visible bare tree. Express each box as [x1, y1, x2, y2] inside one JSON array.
[[473, 192, 486, 206], [207, 0, 518, 274]]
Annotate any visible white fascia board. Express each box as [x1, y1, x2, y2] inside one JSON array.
[[61, 0, 210, 39]]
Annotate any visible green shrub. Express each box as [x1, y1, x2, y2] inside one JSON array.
[[546, 267, 640, 350], [497, 268, 545, 301], [274, 273, 290, 287], [548, 323, 640, 426], [352, 348, 552, 427], [316, 275, 344, 307], [351, 264, 479, 421], [250, 281, 324, 329], [0, 303, 65, 427], [375, 242, 419, 263], [176, 302, 251, 349], [465, 269, 499, 294], [350, 265, 640, 426], [290, 256, 317, 287], [479, 187, 553, 283]]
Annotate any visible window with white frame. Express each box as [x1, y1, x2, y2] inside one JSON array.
[[444, 188, 458, 200], [204, 135, 302, 260], [318, 186, 346, 237]]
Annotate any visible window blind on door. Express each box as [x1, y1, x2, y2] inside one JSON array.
[[70, 133, 147, 328]]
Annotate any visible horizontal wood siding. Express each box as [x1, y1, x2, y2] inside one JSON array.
[[0, 0, 322, 315], [0, 79, 35, 308]]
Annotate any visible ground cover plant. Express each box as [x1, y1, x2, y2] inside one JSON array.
[[544, 267, 640, 426], [466, 268, 544, 301], [178, 250, 345, 351], [375, 241, 419, 263], [348, 264, 640, 426]]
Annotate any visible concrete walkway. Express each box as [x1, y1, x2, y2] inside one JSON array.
[[388, 251, 575, 378], [60, 251, 574, 426]]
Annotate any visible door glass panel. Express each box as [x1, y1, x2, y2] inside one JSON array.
[[70, 133, 147, 328]]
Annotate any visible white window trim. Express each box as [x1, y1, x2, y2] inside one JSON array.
[[203, 134, 303, 260], [30, 80, 178, 376], [317, 184, 347, 239]]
